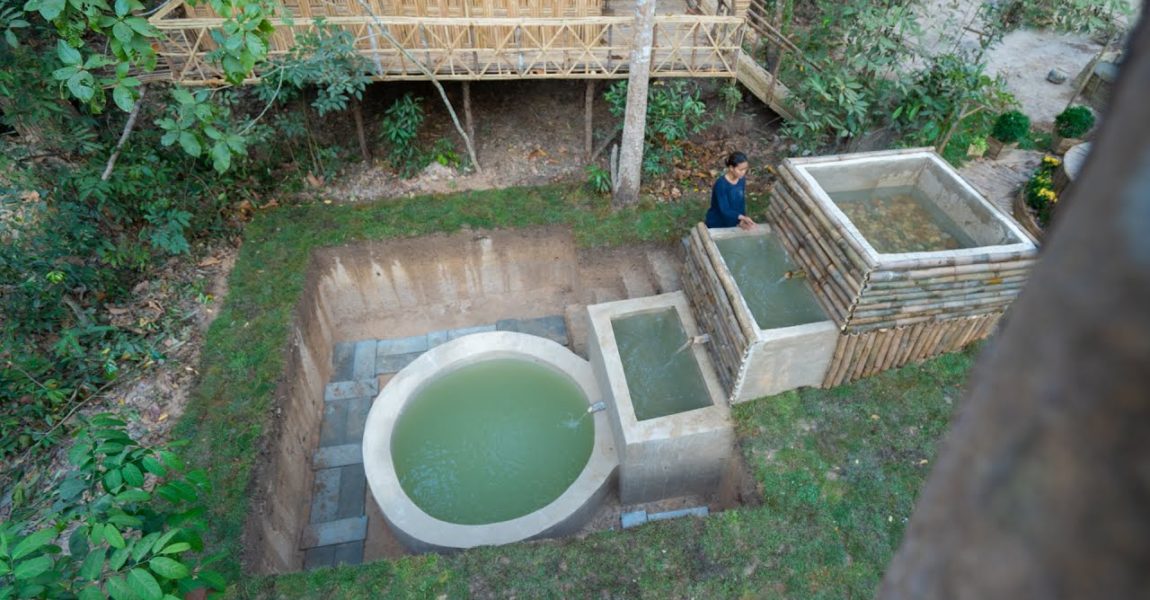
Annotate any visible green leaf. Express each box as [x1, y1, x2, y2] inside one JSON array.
[[171, 87, 195, 105], [66, 71, 96, 102], [38, 0, 65, 20], [113, 21, 133, 44], [197, 570, 226, 591], [141, 457, 166, 477], [109, 546, 130, 571], [211, 142, 231, 173], [104, 468, 124, 493], [113, 85, 135, 112], [79, 548, 105, 581], [133, 533, 159, 562], [56, 40, 81, 65], [104, 525, 126, 550], [13, 555, 52, 580], [78, 585, 106, 600], [121, 463, 145, 487], [128, 568, 163, 600], [148, 556, 189, 580], [158, 542, 190, 555], [114, 0, 128, 15], [178, 131, 201, 157], [107, 575, 136, 600], [11, 529, 55, 560], [115, 489, 150, 503]]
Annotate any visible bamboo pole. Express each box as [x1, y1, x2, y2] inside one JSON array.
[[823, 333, 850, 388], [850, 333, 876, 382], [772, 184, 864, 292], [776, 164, 876, 271], [826, 333, 857, 387]]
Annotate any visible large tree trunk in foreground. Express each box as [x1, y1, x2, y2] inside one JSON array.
[[613, 0, 656, 207], [880, 16, 1150, 600]]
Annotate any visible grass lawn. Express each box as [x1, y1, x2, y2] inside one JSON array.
[[182, 183, 975, 597]]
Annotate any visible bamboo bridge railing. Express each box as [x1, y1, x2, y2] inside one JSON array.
[[150, 10, 746, 85]]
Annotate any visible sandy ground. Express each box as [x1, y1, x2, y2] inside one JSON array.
[[985, 30, 1102, 128]]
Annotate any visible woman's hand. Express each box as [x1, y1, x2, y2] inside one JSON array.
[[738, 215, 756, 230]]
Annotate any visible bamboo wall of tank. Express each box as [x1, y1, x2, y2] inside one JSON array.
[[767, 153, 1037, 334]]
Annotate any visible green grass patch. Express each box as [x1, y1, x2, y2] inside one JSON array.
[[186, 181, 976, 597]]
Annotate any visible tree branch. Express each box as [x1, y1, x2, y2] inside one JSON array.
[[101, 85, 148, 182]]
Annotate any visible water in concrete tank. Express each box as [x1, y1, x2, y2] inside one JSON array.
[[714, 235, 828, 330], [829, 185, 977, 253], [611, 309, 712, 421], [391, 359, 593, 525]]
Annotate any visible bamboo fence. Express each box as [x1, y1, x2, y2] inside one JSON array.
[[768, 157, 1037, 334], [821, 312, 1001, 387]]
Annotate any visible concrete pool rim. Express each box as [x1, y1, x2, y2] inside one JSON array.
[[361, 331, 618, 552]]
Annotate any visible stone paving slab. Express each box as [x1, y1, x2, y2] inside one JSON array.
[[376, 334, 428, 357], [427, 330, 449, 349], [324, 379, 378, 403], [376, 351, 423, 375], [351, 340, 377, 381], [309, 468, 342, 524], [301, 516, 368, 548], [303, 545, 336, 570], [331, 541, 365, 566], [447, 324, 497, 340], [313, 444, 363, 469], [319, 396, 374, 447], [336, 464, 367, 520], [329, 342, 357, 383], [517, 315, 569, 346]]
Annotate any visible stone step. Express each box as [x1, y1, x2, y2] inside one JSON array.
[[563, 304, 591, 358], [646, 251, 682, 294], [591, 286, 623, 305], [621, 266, 656, 299]]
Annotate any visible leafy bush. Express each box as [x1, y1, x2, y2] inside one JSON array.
[[984, 0, 1132, 36], [605, 80, 708, 176], [991, 110, 1030, 143], [585, 164, 611, 194], [1025, 155, 1061, 227], [429, 138, 460, 168], [893, 53, 1013, 149], [379, 93, 426, 177], [0, 414, 224, 599], [1054, 105, 1095, 138]]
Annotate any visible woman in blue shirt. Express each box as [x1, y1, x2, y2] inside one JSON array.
[[705, 151, 757, 230]]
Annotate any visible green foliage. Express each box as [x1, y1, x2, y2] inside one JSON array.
[[991, 110, 1030, 143], [259, 19, 371, 117], [0, 415, 224, 599], [984, 0, 1133, 36], [155, 87, 249, 173], [717, 80, 742, 116], [428, 138, 460, 168], [379, 93, 426, 177], [605, 80, 708, 176], [893, 53, 1013, 148], [1054, 105, 1095, 138], [778, 0, 921, 150], [1025, 155, 1061, 227], [585, 164, 611, 194]]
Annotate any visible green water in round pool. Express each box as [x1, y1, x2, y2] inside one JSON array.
[[390, 359, 594, 525]]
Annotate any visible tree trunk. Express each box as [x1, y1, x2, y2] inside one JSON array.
[[352, 99, 371, 163], [463, 81, 475, 151], [585, 80, 595, 160], [613, 0, 657, 208], [880, 20, 1150, 599]]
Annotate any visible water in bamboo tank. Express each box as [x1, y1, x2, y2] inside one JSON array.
[[829, 186, 978, 253], [714, 235, 827, 330], [611, 309, 712, 421]]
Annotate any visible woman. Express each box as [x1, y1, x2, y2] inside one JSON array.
[[705, 151, 756, 230]]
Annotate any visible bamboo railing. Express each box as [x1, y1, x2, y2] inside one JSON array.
[[151, 11, 745, 84]]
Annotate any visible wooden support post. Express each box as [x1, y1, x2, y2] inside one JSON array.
[[352, 98, 371, 163], [613, 0, 657, 207], [584, 79, 595, 159], [462, 81, 475, 152]]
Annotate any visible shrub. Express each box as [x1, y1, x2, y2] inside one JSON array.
[[992, 110, 1030, 143], [1025, 155, 1061, 227], [585, 164, 611, 194], [604, 80, 708, 177], [1054, 105, 1095, 138], [379, 93, 425, 177]]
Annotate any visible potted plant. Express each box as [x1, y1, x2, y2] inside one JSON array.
[[1052, 105, 1095, 154], [1013, 155, 1061, 240], [986, 110, 1029, 159], [966, 135, 988, 158]]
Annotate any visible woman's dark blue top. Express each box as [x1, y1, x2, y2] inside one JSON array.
[[705, 175, 746, 228]]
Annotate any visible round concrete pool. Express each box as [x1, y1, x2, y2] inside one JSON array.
[[362, 331, 618, 552]]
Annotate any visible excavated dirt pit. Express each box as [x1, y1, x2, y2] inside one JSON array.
[[245, 226, 761, 573]]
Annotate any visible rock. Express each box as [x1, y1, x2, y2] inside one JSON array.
[[1047, 68, 1068, 84]]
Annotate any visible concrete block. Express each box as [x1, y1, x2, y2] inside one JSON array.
[[621, 511, 648, 529], [517, 315, 569, 347], [621, 270, 656, 299], [324, 379, 379, 402], [332, 541, 364, 566], [344, 396, 373, 443], [329, 342, 356, 382], [495, 318, 521, 332], [647, 252, 682, 293], [313, 444, 363, 469], [309, 469, 342, 524], [303, 546, 335, 570], [336, 465, 367, 519], [300, 516, 368, 548], [376, 335, 428, 357], [351, 340, 377, 380], [447, 324, 497, 340], [376, 351, 423, 374]]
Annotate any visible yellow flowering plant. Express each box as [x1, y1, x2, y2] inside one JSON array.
[[1025, 155, 1061, 227]]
